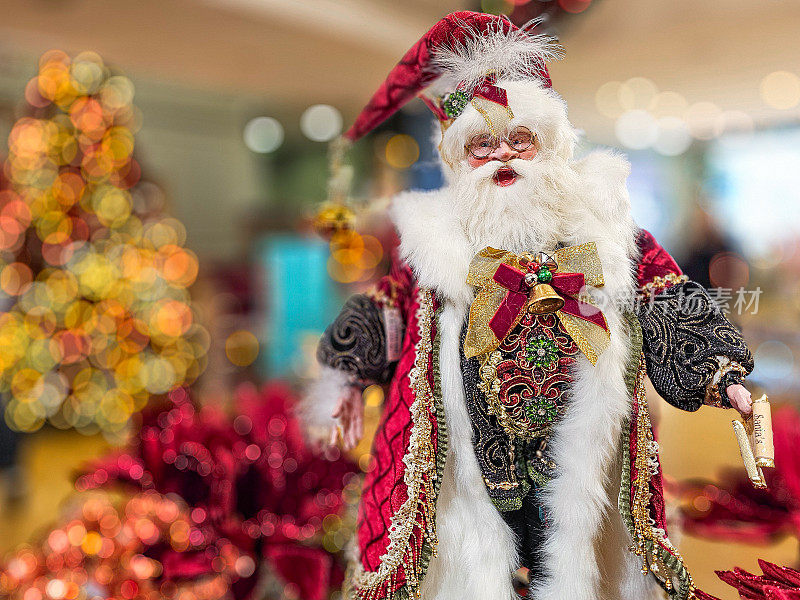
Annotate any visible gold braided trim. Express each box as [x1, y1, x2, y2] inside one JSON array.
[[630, 354, 695, 596], [638, 273, 688, 299], [476, 349, 530, 439], [366, 278, 403, 310], [347, 289, 438, 600]]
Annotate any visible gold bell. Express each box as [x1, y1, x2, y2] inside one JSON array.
[[527, 283, 564, 314]]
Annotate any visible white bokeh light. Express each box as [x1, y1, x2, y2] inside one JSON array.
[[653, 117, 692, 156], [685, 102, 722, 140], [614, 109, 658, 150], [650, 91, 688, 118], [618, 77, 658, 111], [714, 110, 755, 137], [752, 340, 795, 392], [595, 81, 624, 119], [760, 71, 800, 110], [300, 104, 343, 142], [243, 116, 284, 153]]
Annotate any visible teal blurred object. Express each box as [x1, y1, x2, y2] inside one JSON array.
[[256, 234, 341, 377]]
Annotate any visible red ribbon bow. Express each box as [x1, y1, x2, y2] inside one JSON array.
[[488, 262, 608, 343]]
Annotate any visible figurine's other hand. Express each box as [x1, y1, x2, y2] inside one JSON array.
[[727, 384, 752, 417], [330, 385, 364, 451]]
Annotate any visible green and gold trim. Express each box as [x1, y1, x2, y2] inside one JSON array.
[[618, 313, 697, 599], [346, 289, 448, 600]]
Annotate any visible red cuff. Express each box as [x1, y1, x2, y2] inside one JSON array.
[[636, 229, 684, 292]]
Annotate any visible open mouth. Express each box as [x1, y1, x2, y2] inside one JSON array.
[[493, 166, 518, 187]]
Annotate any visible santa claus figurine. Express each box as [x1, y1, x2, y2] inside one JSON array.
[[305, 11, 754, 600]]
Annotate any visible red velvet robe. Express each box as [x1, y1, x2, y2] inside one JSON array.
[[344, 230, 697, 600]]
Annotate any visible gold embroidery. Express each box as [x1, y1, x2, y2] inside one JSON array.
[[470, 95, 514, 135], [347, 289, 438, 600], [629, 354, 695, 595], [482, 477, 520, 490], [477, 313, 578, 440], [638, 273, 688, 299]]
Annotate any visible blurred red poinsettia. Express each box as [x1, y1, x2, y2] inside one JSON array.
[[678, 407, 800, 548], [694, 560, 800, 600], [678, 407, 800, 599], [75, 382, 359, 600]]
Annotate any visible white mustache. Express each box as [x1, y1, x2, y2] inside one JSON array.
[[470, 158, 529, 179], [467, 158, 539, 183]]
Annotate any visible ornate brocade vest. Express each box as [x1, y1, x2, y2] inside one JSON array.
[[462, 310, 580, 511]]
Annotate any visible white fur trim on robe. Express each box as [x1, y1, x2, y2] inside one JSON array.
[[420, 302, 519, 600], [299, 365, 352, 445], [391, 149, 662, 599]]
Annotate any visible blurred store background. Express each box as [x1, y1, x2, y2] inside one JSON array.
[[0, 1, 798, 599]]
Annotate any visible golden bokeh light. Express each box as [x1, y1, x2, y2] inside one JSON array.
[[618, 77, 658, 111], [225, 330, 260, 367], [685, 101, 723, 140], [384, 134, 420, 169], [0, 489, 245, 600], [1, 262, 33, 295], [649, 91, 688, 119], [0, 51, 208, 433], [481, 0, 514, 15], [594, 81, 625, 119], [326, 229, 384, 283], [362, 384, 384, 408]]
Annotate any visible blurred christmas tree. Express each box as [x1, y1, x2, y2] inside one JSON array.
[[0, 50, 208, 435]]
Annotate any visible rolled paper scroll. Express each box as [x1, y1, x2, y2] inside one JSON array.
[[731, 394, 775, 489], [752, 394, 775, 468], [732, 420, 766, 489]]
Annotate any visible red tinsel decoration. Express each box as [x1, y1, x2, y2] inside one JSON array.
[[695, 560, 800, 599], [75, 382, 358, 600]]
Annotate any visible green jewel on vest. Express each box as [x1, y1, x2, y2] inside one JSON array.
[[525, 395, 559, 424], [526, 335, 558, 368], [536, 266, 553, 283]]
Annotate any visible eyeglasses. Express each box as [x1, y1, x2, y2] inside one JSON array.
[[466, 126, 536, 159]]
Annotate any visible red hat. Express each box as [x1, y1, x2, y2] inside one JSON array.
[[319, 11, 562, 219], [343, 11, 560, 142]]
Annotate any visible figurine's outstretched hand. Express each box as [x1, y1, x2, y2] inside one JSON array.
[[330, 385, 364, 451], [727, 384, 752, 417]]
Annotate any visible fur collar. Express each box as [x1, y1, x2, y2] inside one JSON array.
[[390, 149, 659, 598], [389, 149, 640, 308], [389, 187, 475, 307]]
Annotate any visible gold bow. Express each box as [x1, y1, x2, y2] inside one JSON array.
[[464, 242, 611, 365]]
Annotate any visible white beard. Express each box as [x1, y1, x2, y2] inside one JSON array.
[[449, 154, 581, 256]]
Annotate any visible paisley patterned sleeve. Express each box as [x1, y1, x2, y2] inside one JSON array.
[[316, 256, 414, 386], [635, 230, 754, 411], [317, 294, 395, 384]]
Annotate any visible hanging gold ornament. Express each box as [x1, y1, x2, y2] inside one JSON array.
[[313, 136, 358, 241], [313, 202, 356, 240]]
